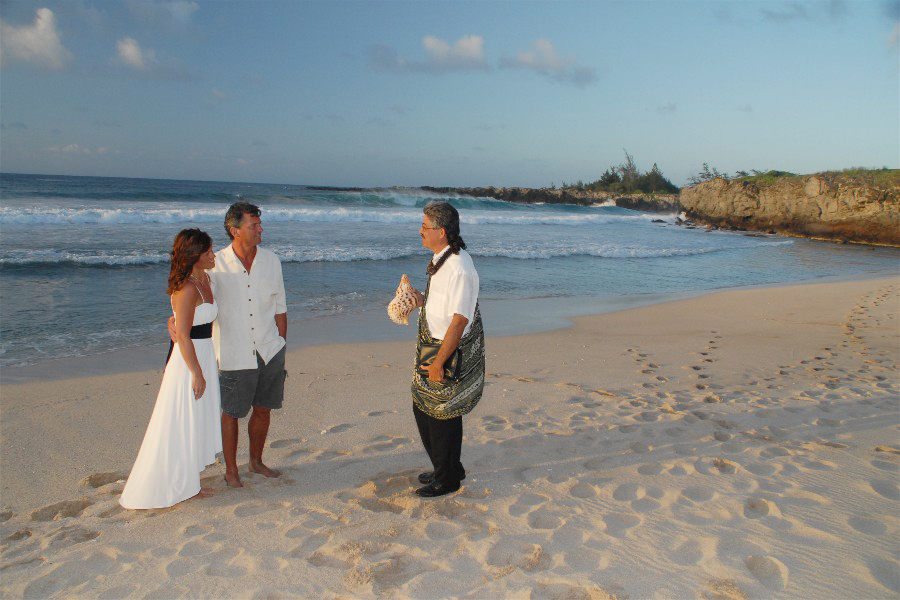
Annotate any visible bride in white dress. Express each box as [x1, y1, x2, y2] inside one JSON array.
[[120, 229, 223, 509]]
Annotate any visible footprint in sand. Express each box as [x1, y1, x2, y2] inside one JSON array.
[[870, 458, 898, 472], [183, 524, 214, 538], [269, 437, 302, 449], [3, 528, 31, 543], [364, 436, 413, 452], [602, 512, 641, 538], [638, 463, 666, 475], [669, 539, 705, 565], [745, 462, 778, 476], [287, 531, 332, 557], [205, 562, 247, 578], [745, 555, 789, 591], [869, 479, 900, 501], [865, 557, 900, 594], [286, 447, 313, 460], [48, 526, 101, 550], [743, 497, 773, 518], [233, 501, 282, 518], [612, 483, 644, 502], [367, 410, 396, 417], [80, 471, 127, 488], [681, 486, 716, 503], [848, 515, 888, 536], [424, 521, 463, 541], [481, 415, 509, 432], [31, 499, 92, 522], [507, 492, 548, 517], [177, 538, 216, 558], [322, 424, 354, 434], [486, 539, 552, 572], [314, 449, 351, 461], [569, 482, 597, 498]]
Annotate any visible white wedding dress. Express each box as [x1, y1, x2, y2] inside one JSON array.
[[120, 301, 223, 509]]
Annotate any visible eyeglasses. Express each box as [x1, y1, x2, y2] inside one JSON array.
[[420, 224, 441, 230]]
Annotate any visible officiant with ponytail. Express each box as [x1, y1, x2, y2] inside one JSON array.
[[407, 201, 485, 498]]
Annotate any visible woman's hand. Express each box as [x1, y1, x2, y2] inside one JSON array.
[[192, 371, 206, 399]]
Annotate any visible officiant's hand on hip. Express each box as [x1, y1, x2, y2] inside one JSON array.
[[425, 360, 445, 382]]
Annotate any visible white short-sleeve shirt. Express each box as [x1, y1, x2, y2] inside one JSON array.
[[425, 247, 479, 340], [209, 244, 287, 370]]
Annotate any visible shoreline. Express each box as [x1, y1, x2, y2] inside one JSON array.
[[2, 270, 895, 385], [1, 275, 898, 597]]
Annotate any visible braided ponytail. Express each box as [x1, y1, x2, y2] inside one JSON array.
[[424, 201, 466, 276]]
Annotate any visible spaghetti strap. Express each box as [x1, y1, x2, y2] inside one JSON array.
[[173, 278, 209, 307], [192, 279, 208, 305]]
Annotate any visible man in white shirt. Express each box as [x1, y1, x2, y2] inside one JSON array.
[[211, 202, 287, 488], [410, 201, 485, 498]]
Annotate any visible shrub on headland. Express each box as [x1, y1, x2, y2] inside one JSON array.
[[561, 150, 680, 195], [689, 165, 897, 188]]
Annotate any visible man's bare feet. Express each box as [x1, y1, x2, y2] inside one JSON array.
[[224, 472, 244, 488], [249, 461, 281, 478]]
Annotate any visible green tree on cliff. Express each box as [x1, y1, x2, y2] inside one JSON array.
[[574, 151, 679, 194]]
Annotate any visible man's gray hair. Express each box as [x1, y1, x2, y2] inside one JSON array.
[[424, 201, 466, 253], [224, 201, 261, 240]]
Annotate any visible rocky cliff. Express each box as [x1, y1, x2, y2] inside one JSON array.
[[679, 172, 900, 246]]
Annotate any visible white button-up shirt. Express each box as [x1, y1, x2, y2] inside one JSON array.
[[209, 244, 287, 370], [425, 247, 479, 340]]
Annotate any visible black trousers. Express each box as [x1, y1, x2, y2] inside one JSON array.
[[413, 403, 465, 487]]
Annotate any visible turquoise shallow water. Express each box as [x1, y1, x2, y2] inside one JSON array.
[[1, 172, 898, 369]]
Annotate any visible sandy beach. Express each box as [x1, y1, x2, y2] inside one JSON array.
[[1, 276, 898, 599]]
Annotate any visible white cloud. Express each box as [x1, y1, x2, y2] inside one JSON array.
[[116, 37, 156, 70], [500, 39, 597, 87], [369, 34, 488, 73], [211, 89, 229, 100], [113, 36, 192, 80], [422, 35, 486, 69], [0, 8, 73, 69]]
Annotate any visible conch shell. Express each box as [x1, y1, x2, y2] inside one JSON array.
[[387, 274, 418, 325]]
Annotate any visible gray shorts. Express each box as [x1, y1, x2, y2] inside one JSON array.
[[219, 347, 286, 418]]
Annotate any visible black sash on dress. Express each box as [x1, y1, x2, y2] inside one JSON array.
[[165, 322, 213, 364]]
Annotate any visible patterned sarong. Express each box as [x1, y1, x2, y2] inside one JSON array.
[[411, 280, 485, 420]]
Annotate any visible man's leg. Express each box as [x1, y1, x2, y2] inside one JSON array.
[[219, 368, 256, 488], [248, 406, 279, 477], [413, 403, 435, 466], [247, 348, 285, 478], [426, 413, 463, 489], [221, 413, 243, 487]]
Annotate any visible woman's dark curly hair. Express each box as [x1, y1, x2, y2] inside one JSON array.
[[167, 228, 212, 296]]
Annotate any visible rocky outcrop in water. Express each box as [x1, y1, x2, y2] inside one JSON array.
[[421, 187, 680, 213], [679, 173, 900, 246]]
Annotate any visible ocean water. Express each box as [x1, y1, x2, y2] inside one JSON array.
[[1, 172, 898, 370]]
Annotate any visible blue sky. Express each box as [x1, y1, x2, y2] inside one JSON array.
[[1, 0, 897, 187]]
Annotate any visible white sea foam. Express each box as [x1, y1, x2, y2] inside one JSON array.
[[0, 204, 659, 227], [0, 249, 169, 266]]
